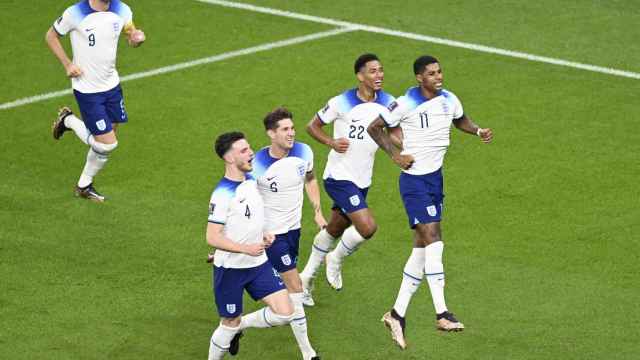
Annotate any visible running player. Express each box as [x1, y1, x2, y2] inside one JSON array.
[[206, 132, 295, 360], [368, 55, 493, 349], [46, 0, 145, 201]]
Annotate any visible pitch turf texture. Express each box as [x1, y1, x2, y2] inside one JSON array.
[[2, 1, 639, 359]]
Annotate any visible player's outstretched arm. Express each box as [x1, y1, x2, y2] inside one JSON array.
[[453, 115, 493, 143], [368, 117, 414, 170], [206, 223, 265, 256], [45, 27, 82, 78], [124, 22, 145, 47], [304, 170, 327, 229], [306, 115, 349, 153]]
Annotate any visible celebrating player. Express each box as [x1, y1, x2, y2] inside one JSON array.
[[46, 0, 145, 202], [299, 54, 398, 301], [368, 55, 493, 349], [247, 107, 324, 360], [206, 132, 295, 360]]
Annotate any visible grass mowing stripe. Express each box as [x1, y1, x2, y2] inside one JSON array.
[[197, 0, 640, 81], [0, 27, 356, 111]]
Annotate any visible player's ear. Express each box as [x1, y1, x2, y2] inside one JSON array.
[[266, 129, 276, 140], [356, 71, 365, 83], [222, 151, 234, 164], [415, 73, 423, 84]]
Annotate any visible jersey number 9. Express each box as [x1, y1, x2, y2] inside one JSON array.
[[88, 34, 96, 47]]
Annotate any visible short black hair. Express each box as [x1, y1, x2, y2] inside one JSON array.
[[263, 107, 293, 131], [214, 131, 245, 158], [354, 53, 380, 74], [413, 55, 439, 75]]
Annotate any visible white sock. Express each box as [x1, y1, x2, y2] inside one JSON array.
[[300, 229, 335, 279], [289, 292, 316, 358], [425, 241, 447, 314], [331, 226, 366, 263], [77, 148, 108, 188], [239, 307, 291, 330], [64, 114, 91, 145], [208, 323, 239, 360], [393, 247, 425, 317]]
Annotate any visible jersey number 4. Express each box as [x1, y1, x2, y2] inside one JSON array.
[[349, 125, 365, 140], [244, 204, 251, 219]]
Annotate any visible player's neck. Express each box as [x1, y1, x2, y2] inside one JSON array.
[[268, 145, 289, 159], [420, 86, 438, 100], [224, 166, 246, 182], [356, 85, 377, 102], [89, 0, 110, 12]]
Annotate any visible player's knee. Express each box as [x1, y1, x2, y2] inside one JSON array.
[[91, 140, 118, 155], [270, 310, 294, 326], [221, 316, 241, 327], [358, 221, 378, 239]]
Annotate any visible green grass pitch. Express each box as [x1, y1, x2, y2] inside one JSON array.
[[1, 1, 639, 359]]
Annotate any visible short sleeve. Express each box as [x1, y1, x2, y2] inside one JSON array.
[[53, 8, 76, 36], [208, 191, 231, 224], [117, 3, 133, 26], [316, 97, 340, 124], [304, 145, 314, 173], [381, 98, 410, 128], [451, 94, 464, 120]]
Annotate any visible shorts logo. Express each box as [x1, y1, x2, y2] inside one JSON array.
[[388, 101, 398, 112], [226, 304, 236, 314], [349, 195, 360, 207], [281, 254, 292, 266], [96, 119, 106, 131], [427, 205, 437, 217], [208, 203, 215, 215], [414, 218, 420, 225]]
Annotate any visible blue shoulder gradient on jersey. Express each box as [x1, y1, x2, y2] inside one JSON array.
[[109, 0, 132, 21], [289, 142, 313, 164], [374, 90, 395, 107], [250, 147, 277, 179], [337, 88, 396, 112], [212, 178, 241, 200]]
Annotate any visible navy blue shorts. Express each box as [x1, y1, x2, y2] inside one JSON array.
[[324, 178, 369, 214], [213, 261, 285, 318], [74, 85, 128, 135], [399, 169, 444, 228], [266, 229, 301, 273]]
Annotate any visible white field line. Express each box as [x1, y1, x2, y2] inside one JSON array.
[[196, 0, 640, 81], [0, 27, 356, 111]]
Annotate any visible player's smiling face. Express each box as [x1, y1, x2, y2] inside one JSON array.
[[417, 62, 443, 94], [229, 139, 254, 172], [357, 60, 384, 91], [269, 118, 296, 151]]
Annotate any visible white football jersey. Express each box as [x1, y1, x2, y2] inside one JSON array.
[[382, 87, 464, 175], [208, 176, 268, 269], [250, 142, 314, 235], [318, 89, 395, 188], [53, 0, 133, 93]]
